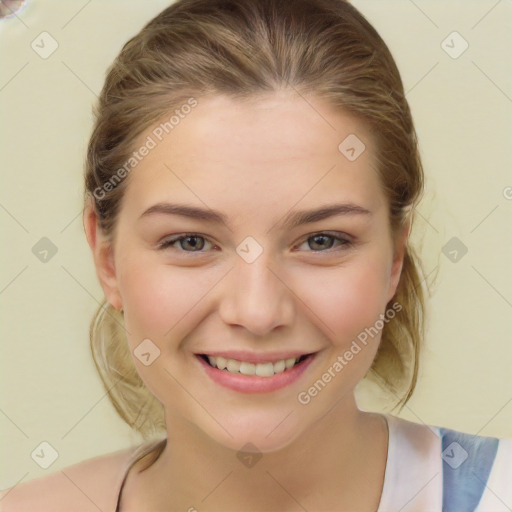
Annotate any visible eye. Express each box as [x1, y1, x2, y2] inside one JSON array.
[[157, 231, 352, 255], [295, 232, 352, 253], [158, 233, 216, 253]]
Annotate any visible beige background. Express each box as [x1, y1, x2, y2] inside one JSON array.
[[1, 0, 511, 489]]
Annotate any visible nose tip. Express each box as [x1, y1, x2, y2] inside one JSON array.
[[218, 259, 294, 337]]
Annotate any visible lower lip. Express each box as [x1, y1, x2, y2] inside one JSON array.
[[196, 354, 316, 393]]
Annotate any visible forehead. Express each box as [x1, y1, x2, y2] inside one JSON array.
[[153, 92, 374, 163], [120, 91, 385, 223]]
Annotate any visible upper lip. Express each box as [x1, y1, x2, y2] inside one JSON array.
[[196, 350, 317, 364]]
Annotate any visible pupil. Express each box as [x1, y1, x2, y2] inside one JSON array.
[[184, 236, 203, 250], [311, 234, 332, 250]]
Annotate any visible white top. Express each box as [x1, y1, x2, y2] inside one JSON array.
[[2, 413, 511, 511], [376, 414, 512, 511], [114, 413, 512, 511]]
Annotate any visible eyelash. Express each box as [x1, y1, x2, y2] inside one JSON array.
[[157, 231, 353, 255]]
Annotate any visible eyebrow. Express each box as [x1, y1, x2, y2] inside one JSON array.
[[139, 202, 372, 230]]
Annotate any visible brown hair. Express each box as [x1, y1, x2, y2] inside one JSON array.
[[83, 0, 426, 440]]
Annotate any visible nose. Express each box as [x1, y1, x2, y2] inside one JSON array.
[[218, 252, 295, 337]]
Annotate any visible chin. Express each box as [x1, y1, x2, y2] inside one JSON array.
[[199, 409, 306, 455]]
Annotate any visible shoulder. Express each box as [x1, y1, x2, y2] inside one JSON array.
[[0, 446, 137, 512], [385, 414, 512, 510], [386, 412, 512, 463]]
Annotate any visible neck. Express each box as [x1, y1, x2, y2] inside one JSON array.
[[138, 398, 389, 511]]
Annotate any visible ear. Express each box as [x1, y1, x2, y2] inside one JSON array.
[[387, 217, 410, 303], [83, 197, 123, 311]]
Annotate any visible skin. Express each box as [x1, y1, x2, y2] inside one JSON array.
[[84, 90, 409, 511]]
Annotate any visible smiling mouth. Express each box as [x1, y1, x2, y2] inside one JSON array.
[[198, 354, 312, 377]]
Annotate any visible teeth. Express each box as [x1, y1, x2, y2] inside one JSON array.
[[255, 362, 274, 377], [239, 361, 256, 375], [205, 355, 304, 377], [285, 357, 296, 369], [227, 359, 241, 373], [273, 360, 285, 373]]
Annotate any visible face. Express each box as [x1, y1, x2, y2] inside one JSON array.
[[85, 91, 406, 453]]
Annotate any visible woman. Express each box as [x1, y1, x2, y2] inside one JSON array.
[[2, 0, 510, 510]]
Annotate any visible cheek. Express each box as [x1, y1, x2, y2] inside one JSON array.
[[118, 256, 220, 342], [115, 258, 203, 400], [296, 255, 391, 344]]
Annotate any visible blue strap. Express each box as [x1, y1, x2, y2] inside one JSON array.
[[440, 427, 499, 512]]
